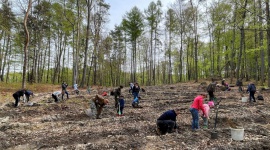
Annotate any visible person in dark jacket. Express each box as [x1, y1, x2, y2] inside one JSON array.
[[25, 90, 34, 102], [61, 81, 69, 100], [207, 79, 216, 101], [92, 94, 109, 119], [114, 85, 123, 108], [117, 95, 125, 116], [132, 82, 140, 99], [236, 78, 243, 92], [156, 108, 181, 135], [247, 82, 256, 102], [13, 89, 26, 107]]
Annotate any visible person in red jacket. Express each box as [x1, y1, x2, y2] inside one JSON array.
[[189, 93, 207, 131]]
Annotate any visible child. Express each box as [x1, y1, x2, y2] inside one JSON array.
[[117, 95, 125, 116], [25, 90, 34, 102], [200, 101, 215, 129], [132, 96, 142, 108]]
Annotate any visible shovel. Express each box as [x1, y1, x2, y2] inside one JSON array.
[[211, 98, 221, 139]]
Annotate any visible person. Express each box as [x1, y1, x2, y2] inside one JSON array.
[[247, 82, 256, 102], [129, 82, 134, 93], [87, 85, 91, 94], [24, 90, 34, 102], [132, 82, 140, 99], [156, 108, 181, 135], [117, 95, 125, 116], [200, 101, 215, 129], [52, 91, 62, 102], [236, 78, 243, 92], [102, 91, 108, 96], [114, 85, 123, 108], [221, 79, 230, 91], [132, 96, 142, 108], [61, 81, 69, 100], [189, 93, 207, 131], [92, 94, 109, 119], [207, 79, 216, 101], [74, 83, 79, 95], [13, 89, 26, 107]]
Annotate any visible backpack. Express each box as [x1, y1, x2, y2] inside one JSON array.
[[257, 95, 264, 100], [207, 83, 215, 92], [250, 84, 256, 92]]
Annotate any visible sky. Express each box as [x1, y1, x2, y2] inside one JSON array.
[[104, 0, 176, 30]]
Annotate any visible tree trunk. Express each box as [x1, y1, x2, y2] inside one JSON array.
[[265, 0, 270, 87], [22, 0, 32, 89], [81, 0, 93, 87], [259, 0, 265, 85]]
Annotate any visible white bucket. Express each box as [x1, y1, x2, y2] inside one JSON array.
[[231, 127, 244, 141], [241, 97, 248, 102], [85, 108, 93, 117]]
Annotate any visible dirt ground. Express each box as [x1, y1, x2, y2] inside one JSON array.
[[0, 82, 270, 150]]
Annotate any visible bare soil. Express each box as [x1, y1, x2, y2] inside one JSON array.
[[0, 82, 270, 150]]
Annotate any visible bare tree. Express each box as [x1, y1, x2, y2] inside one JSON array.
[[22, 0, 32, 89]]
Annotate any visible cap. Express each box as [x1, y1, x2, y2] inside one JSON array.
[[208, 101, 214, 107]]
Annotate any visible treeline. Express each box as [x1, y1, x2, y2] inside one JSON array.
[[0, 0, 270, 88]]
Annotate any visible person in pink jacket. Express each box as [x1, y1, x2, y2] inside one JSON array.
[[189, 93, 207, 131], [200, 101, 215, 129]]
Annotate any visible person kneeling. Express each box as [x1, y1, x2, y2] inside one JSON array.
[[156, 108, 181, 135]]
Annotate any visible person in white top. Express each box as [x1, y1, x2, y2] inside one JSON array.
[[52, 91, 61, 102], [74, 83, 79, 95]]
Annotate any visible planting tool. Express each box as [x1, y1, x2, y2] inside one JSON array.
[[211, 98, 222, 139]]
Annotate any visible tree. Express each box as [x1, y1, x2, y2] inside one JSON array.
[[145, 0, 162, 85], [80, 0, 93, 87], [22, 0, 32, 89], [165, 8, 177, 84], [122, 6, 144, 82]]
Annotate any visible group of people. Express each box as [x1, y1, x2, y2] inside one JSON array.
[[157, 78, 259, 135], [12, 78, 259, 136], [88, 82, 144, 119], [12, 89, 33, 107]]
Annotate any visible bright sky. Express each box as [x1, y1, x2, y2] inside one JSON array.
[[105, 0, 176, 30]]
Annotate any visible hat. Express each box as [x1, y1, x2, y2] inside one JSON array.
[[102, 92, 107, 96], [208, 101, 214, 107], [222, 79, 225, 81]]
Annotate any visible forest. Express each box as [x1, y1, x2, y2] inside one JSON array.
[[0, 0, 270, 88]]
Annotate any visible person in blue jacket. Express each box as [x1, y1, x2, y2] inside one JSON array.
[[132, 96, 142, 108], [117, 95, 125, 116], [25, 90, 34, 102], [156, 108, 181, 135]]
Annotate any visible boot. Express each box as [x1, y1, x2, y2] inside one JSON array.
[[96, 114, 101, 119]]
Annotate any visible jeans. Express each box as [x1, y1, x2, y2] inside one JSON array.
[[190, 108, 199, 130], [62, 90, 69, 100], [133, 92, 139, 99], [156, 120, 176, 135]]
